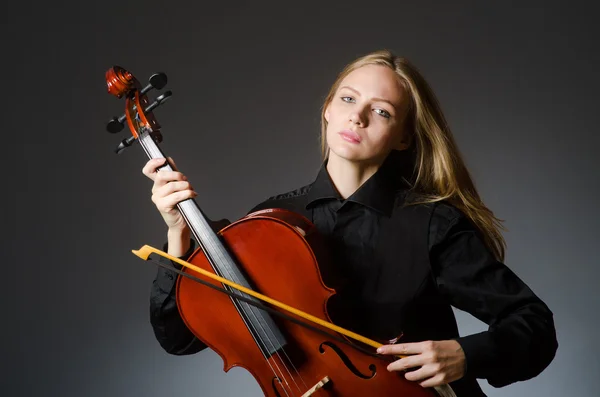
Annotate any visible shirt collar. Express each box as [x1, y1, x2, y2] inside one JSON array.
[[305, 149, 414, 216]]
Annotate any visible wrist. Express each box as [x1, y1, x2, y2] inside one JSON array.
[[167, 226, 191, 257], [168, 224, 190, 236]]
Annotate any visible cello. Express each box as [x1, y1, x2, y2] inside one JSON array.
[[104, 66, 456, 397]]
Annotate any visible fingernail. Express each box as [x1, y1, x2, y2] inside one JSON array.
[[377, 347, 383, 353]]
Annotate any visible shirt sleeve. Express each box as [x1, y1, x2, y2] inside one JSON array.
[[148, 217, 231, 355], [149, 238, 208, 355], [429, 203, 558, 388]]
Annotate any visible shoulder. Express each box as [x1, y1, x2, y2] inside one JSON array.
[[247, 183, 313, 215], [424, 199, 482, 250], [394, 191, 459, 219], [430, 200, 465, 225], [399, 190, 464, 221], [395, 192, 471, 241]]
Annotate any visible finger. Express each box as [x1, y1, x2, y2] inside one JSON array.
[[378, 341, 434, 356], [152, 173, 188, 195], [153, 170, 188, 187], [142, 158, 168, 179], [153, 181, 194, 198], [403, 364, 439, 382], [294, 226, 306, 236], [419, 374, 446, 388], [386, 355, 427, 372], [155, 189, 197, 210]]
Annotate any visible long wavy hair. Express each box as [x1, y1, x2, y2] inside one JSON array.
[[320, 50, 506, 261]]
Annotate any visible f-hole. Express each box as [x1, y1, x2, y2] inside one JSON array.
[[319, 341, 376, 379]]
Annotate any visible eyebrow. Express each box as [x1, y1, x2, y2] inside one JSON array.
[[339, 85, 398, 110]]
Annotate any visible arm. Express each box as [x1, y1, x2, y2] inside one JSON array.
[[142, 157, 227, 355], [149, 219, 231, 355], [430, 203, 558, 387], [149, 236, 208, 355]]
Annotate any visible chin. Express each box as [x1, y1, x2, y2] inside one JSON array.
[[328, 144, 370, 162], [326, 133, 383, 163]]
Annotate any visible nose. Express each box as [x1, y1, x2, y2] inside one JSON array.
[[349, 108, 367, 126]]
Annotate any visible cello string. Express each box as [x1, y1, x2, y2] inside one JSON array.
[[220, 273, 300, 396], [194, 220, 306, 395], [207, 247, 304, 396], [137, 132, 298, 396], [201, 227, 311, 394], [137, 127, 306, 395], [239, 295, 303, 396], [179, 213, 301, 395], [149, 255, 388, 359], [238, 296, 309, 393]]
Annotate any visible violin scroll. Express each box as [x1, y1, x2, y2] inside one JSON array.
[[105, 66, 168, 99], [104, 66, 172, 153], [105, 66, 135, 98]]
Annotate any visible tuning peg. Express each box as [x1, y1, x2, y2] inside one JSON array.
[[106, 90, 173, 134], [115, 136, 136, 154], [145, 91, 172, 113], [142, 72, 167, 93], [106, 72, 169, 134], [107, 116, 126, 133]]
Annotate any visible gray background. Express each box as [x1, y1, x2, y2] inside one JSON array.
[[3, 1, 598, 396]]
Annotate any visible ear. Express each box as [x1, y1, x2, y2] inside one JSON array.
[[324, 105, 330, 122]]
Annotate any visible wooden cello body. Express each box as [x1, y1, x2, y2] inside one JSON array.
[[104, 65, 455, 397], [177, 208, 442, 397]]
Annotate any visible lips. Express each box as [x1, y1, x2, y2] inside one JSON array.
[[339, 130, 362, 143]]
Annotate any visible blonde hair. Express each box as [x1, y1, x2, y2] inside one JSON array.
[[320, 50, 506, 261]]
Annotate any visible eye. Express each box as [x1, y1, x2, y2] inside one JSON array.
[[341, 96, 355, 103], [374, 108, 391, 118]]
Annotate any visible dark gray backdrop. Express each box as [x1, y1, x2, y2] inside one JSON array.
[[3, 1, 597, 396]]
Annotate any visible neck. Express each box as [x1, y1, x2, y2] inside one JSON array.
[[326, 152, 387, 199]]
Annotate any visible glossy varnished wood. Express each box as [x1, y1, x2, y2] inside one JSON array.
[[176, 210, 440, 397]]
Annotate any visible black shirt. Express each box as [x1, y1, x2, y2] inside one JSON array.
[[149, 149, 557, 397]]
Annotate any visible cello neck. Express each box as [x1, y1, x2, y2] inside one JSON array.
[[137, 129, 289, 356], [137, 130, 220, 259]]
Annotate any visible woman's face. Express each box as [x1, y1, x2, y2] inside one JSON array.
[[324, 64, 409, 164]]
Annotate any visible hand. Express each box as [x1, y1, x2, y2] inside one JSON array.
[[377, 340, 466, 388], [141, 157, 197, 231]]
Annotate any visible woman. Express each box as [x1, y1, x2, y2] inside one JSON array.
[[143, 50, 558, 396]]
